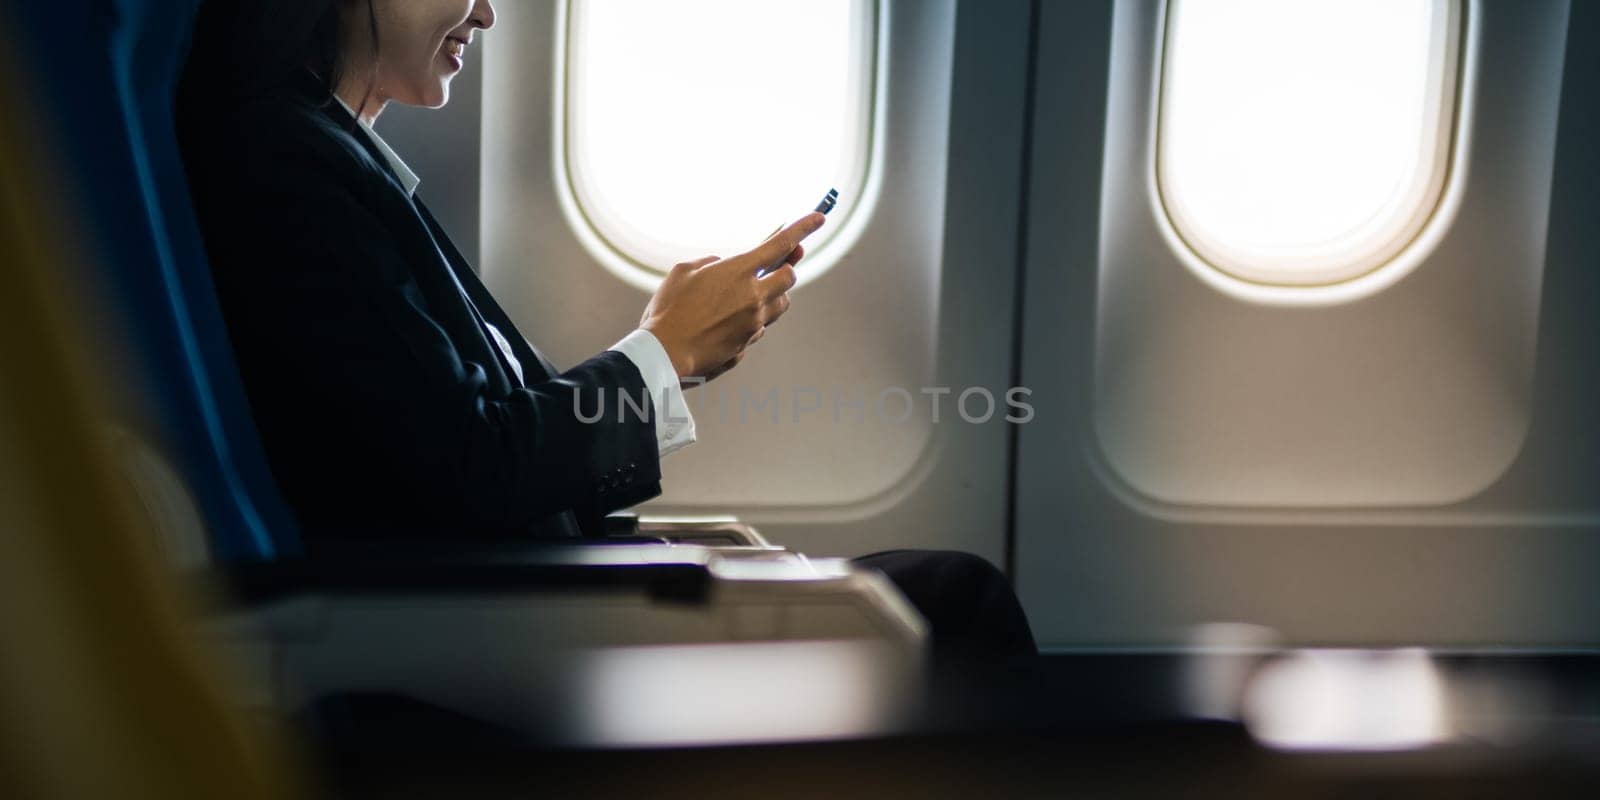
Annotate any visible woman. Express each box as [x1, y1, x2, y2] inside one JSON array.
[[179, 0, 1034, 658]]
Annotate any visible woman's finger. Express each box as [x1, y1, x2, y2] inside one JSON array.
[[724, 212, 825, 275], [762, 228, 806, 267], [781, 243, 806, 267], [761, 293, 792, 326], [758, 264, 798, 299]]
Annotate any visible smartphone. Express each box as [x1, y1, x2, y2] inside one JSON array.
[[813, 187, 839, 215], [760, 188, 838, 277]]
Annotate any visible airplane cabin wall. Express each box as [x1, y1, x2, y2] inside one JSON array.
[[1014, 0, 1600, 649], [382, 0, 1600, 649]]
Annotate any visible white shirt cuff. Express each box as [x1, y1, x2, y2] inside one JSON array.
[[609, 329, 697, 458]]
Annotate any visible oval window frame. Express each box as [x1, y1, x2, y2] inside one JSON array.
[[556, 0, 882, 291], [1153, 0, 1465, 292]]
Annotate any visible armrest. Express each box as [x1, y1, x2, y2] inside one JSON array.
[[604, 512, 773, 547], [202, 542, 714, 608], [193, 541, 927, 720]]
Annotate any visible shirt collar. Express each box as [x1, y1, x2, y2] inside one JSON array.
[[335, 97, 422, 197]]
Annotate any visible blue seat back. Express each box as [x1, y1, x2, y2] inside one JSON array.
[[6, 0, 303, 561]]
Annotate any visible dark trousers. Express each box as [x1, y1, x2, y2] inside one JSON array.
[[854, 550, 1037, 660]]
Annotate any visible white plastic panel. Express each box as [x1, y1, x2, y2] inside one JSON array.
[[1013, 0, 1600, 652], [1094, 0, 1558, 508]]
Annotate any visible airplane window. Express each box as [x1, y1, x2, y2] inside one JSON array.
[[562, 0, 877, 284], [1156, 0, 1461, 287]]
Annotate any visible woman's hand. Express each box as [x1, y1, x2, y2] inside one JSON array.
[[639, 212, 825, 384]]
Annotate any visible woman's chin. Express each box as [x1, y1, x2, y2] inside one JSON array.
[[427, 75, 455, 108], [415, 83, 451, 109]]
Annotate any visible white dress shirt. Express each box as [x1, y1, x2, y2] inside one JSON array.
[[340, 100, 697, 458]]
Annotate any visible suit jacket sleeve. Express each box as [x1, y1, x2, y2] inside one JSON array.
[[205, 115, 661, 537]]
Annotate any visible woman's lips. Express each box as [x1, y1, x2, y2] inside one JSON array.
[[444, 37, 467, 70]]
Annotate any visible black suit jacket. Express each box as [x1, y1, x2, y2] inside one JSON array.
[[181, 81, 662, 542]]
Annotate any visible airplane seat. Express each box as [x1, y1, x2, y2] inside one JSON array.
[[11, 0, 927, 731], [10, 0, 296, 565]]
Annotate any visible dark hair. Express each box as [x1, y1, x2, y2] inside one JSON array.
[[179, 0, 381, 124]]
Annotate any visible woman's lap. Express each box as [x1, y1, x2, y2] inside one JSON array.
[[853, 549, 1037, 660]]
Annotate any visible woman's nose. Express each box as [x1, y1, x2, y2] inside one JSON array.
[[472, 0, 496, 30]]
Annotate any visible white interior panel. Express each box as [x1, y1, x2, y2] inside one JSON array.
[[1094, 0, 1563, 509], [1013, 0, 1600, 650]]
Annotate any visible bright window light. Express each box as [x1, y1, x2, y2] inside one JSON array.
[[562, 0, 876, 283], [1157, 0, 1461, 286]]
